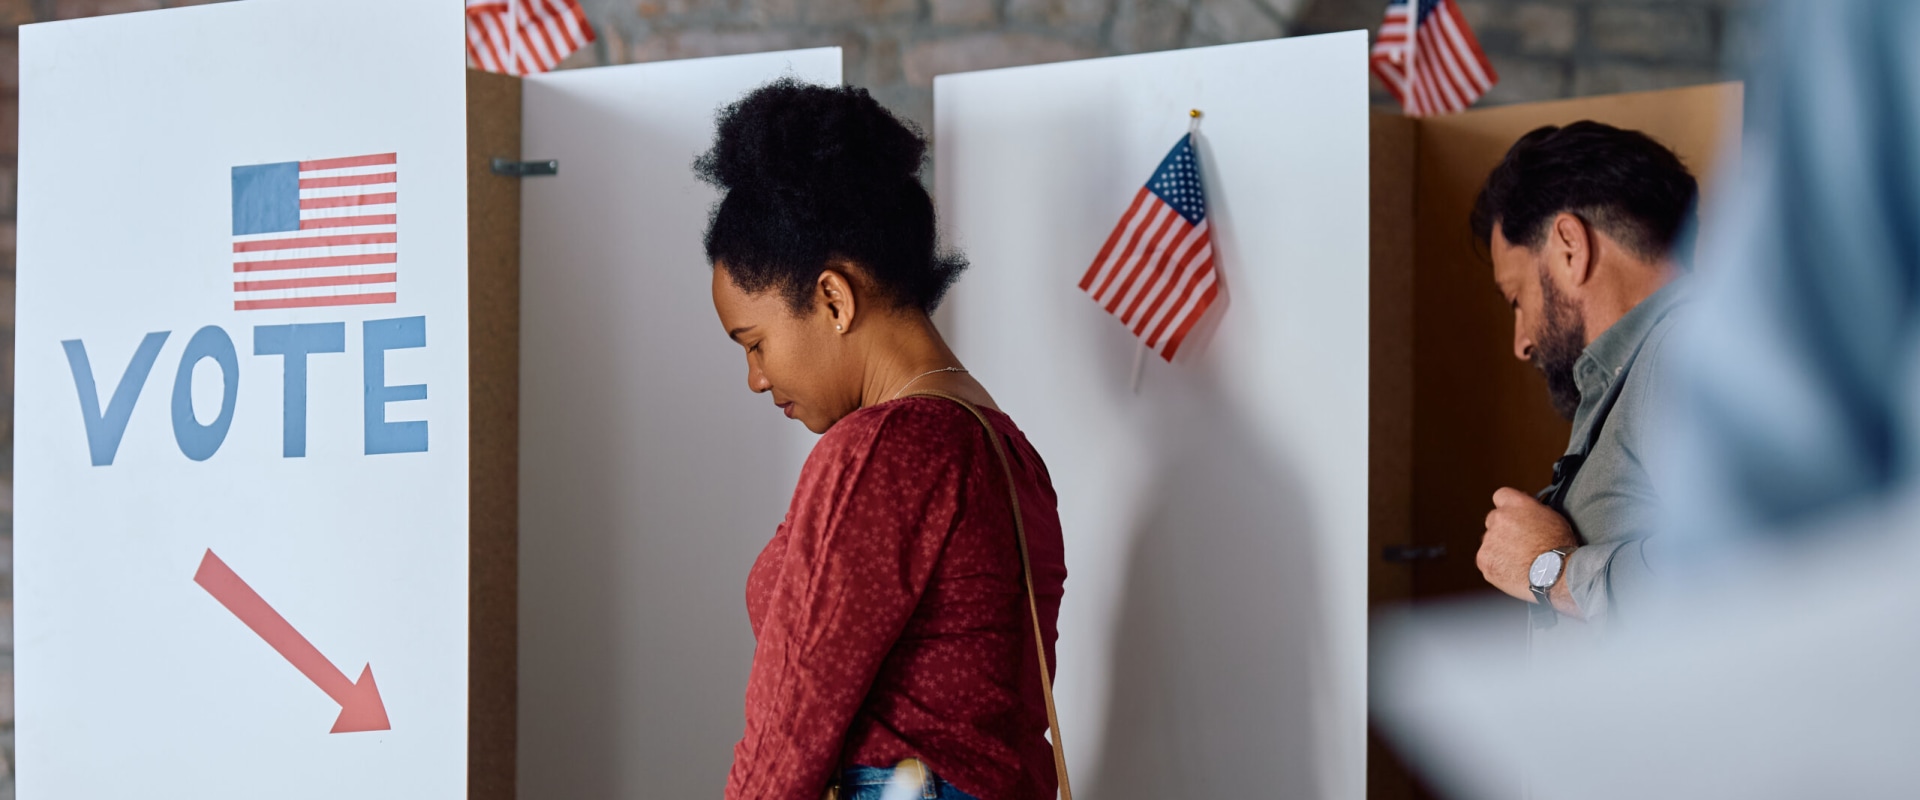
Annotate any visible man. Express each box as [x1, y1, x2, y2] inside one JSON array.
[[1469, 121, 1698, 625]]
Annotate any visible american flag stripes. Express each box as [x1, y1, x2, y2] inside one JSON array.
[[1079, 133, 1219, 362], [231, 153, 400, 312], [1370, 0, 1498, 117], [466, 0, 596, 76]]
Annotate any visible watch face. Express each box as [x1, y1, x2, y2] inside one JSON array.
[[1529, 551, 1564, 588]]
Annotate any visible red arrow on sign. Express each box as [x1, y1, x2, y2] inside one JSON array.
[[193, 549, 391, 733]]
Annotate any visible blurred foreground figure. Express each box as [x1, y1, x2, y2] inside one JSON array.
[[1377, 2, 1920, 797], [1656, 0, 1920, 559]]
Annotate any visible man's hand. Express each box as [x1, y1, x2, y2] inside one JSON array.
[[1477, 488, 1581, 611]]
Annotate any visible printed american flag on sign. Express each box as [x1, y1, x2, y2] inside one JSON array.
[[1079, 133, 1219, 362], [1370, 0, 1498, 117], [466, 0, 596, 76], [231, 153, 398, 312]]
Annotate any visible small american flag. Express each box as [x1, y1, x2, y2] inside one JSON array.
[[466, 0, 596, 76], [1370, 0, 1498, 117], [1079, 132, 1219, 362], [231, 153, 399, 312]]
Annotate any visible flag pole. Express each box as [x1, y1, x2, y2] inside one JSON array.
[[1130, 340, 1149, 393], [1133, 109, 1203, 395]]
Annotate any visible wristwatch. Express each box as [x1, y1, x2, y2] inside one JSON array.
[[1528, 548, 1570, 609]]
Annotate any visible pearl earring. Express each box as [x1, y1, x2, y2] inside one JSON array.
[[835, 324, 843, 331]]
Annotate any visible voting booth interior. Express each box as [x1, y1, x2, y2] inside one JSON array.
[[1366, 82, 1744, 605], [514, 49, 840, 800], [1364, 83, 1744, 800], [515, 35, 1377, 799]]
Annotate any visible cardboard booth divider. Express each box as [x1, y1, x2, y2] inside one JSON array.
[[465, 68, 523, 800], [1369, 111, 1418, 613]]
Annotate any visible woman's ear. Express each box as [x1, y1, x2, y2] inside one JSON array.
[[816, 266, 858, 334]]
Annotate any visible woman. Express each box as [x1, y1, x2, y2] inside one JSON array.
[[697, 80, 1069, 800]]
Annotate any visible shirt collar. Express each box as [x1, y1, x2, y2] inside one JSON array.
[[1573, 279, 1686, 399]]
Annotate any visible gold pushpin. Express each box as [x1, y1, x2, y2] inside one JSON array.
[[1188, 108, 1203, 134]]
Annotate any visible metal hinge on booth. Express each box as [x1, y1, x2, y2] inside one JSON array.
[[492, 158, 559, 177]]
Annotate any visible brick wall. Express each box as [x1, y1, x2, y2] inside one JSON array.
[[1291, 0, 1754, 107], [0, 0, 1747, 795], [573, 0, 1754, 136], [570, 0, 1306, 146]]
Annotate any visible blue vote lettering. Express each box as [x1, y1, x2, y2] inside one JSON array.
[[362, 316, 429, 456], [61, 332, 170, 466], [171, 326, 240, 461], [61, 316, 431, 463], [254, 322, 347, 458]]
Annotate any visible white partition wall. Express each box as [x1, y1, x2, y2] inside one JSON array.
[[14, 2, 471, 797], [517, 49, 839, 799], [935, 33, 1372, 799]]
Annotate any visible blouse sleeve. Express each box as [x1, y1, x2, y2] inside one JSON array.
[[725, 406, 975, 800]]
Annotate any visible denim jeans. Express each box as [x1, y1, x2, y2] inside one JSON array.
[[838, 764, 982, 800]]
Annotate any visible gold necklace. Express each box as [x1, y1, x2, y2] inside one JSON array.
[[891, 366, 970, 399]]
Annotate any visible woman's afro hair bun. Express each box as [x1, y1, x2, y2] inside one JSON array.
[[696, 79, 966, 313], [696, 78, 926, 195]]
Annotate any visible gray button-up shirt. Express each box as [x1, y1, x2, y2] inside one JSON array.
[[1555, 281, 1687, 624]]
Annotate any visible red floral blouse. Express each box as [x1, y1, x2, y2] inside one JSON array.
[[725, 397, 1068, 800]]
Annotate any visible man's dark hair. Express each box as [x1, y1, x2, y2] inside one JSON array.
[[1470, 121, 1699, 262], [694, 79, 965, 313]]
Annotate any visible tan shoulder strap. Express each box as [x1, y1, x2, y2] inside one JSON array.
[[907, 391, 1074, 800]]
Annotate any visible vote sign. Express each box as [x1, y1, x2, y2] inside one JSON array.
[[16, 2, 474, 796]]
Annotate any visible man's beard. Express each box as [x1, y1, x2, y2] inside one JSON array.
[[1533, 267, 1587, 422]]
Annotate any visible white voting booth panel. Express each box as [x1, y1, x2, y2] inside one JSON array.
[[517, 50, 838, 799], [15, 1, 474, 798], [936, 34, 1372, 799]]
